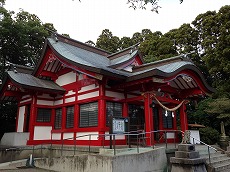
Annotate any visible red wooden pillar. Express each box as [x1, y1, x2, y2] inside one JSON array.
[[173, 111, 177, 130], [74, 84, 79, 143], [62, 107, 67, 141], [180, 103, 188, 132], [98, 82, 106, 145], [123, 102, 128, 118], [144, 93, 154, 146], [158, 107, 164, 143], [28, 95, 36, 145], [158, 107, 163, 131]]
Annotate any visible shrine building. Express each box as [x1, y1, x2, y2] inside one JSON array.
[[0, 34, 214, 146]]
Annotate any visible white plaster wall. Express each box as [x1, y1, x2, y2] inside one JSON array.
[[66, 90, 75, 96], [105, 91, 124, 99], [52, 133, 61, 140], [22, 95, 30, 99], [76, 132, 99, 140], [56, 71, 76, 86], [104, 132, 125, 140], [190, 130, 200, 144], [37, 100, 54, 106], [20, 98, 32, 104], [37, 94, 52, 99], [65, 97, 75, 103], [17, 106, 25, 132], [122, 65, 133, 72], [78, 91, 99, 100], [54, 99, 63, 105], [78, 74, 83, 80], [78, 84, 97, 93], [34, 126, 52, 140], [166, 132, 175, 139], [63, 133, 74, 140], [127, 94, 136, 98]]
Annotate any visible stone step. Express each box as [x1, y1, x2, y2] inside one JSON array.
[[194, 146, 230, 172], [201, 153, 227, 161], [214, 161, 230, 172], [210, 157, 230, 167]]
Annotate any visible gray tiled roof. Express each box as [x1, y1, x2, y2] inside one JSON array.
[[131, 60, 194, 76], [8, 71, 65, 93], [109, 50, 138, 66], [48, 38, 130, 77], [49, 38, 110, 68]]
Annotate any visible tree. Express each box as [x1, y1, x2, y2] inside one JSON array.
[[0, 8, 55, 76], [205, 98, 230, 132], [192, 5, 230, 98], [127, 0, 183, 13], [0, 6, 57, 138], [96, 29, 120, 53], [136, 29, 177, 62], [119, 36, 133, 50]]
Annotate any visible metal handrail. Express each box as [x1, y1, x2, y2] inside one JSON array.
[[181, 130, 218, 164], [1, 129, 219, 164]]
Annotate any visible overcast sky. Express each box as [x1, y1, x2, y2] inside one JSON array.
[[4, 0, 230, 43]]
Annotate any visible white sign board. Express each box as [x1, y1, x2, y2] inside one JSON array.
[[113, 118, 125, 134]]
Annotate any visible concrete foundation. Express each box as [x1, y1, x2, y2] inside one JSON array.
[[35, 147, 167, 172]]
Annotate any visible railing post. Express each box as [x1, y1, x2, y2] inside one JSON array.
[[61, 139, 64, 156], [128, 133, 131, 148], [89, 135, 91, 153], [136, 134, 139, 153], [152, 132, 154, 149], [50, 143, 52, 159], [174, 131, 176, 148], [10, 149, 13, 163], [208, 146, 211, 164], [32, 146, 35, 156], [74, 135, 76, 156], [113, 135, 116, 156], [102, 135, 105, 148], [165, 131, 167, 149]]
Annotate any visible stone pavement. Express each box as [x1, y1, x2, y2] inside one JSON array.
[[0, 167, 54, 171]]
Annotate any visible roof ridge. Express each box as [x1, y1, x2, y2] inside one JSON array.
[[53, 33, 111, 56], [107, 43, 140, 60]]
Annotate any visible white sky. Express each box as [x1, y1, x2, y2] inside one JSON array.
[[4, 0, 230, 43]]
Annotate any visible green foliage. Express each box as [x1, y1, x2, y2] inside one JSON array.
[[192, 6, 230, 97], [0, 102, 17, 139], [127, 0, 183, 13], [96, 29, 119, 53], [205, 98, 230, 126], [199, 127, 220, 145], [187, 98, 220, 130], [0, 7, 57, 137]]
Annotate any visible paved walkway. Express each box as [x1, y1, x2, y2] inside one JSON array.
[[0, 167, 54, 172]]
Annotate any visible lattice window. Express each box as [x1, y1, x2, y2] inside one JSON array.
[[54, 108, 62, 129], [162, 109, 173, 129], [66, 106, 74, 128], [106, 102, 122, 126], [37, 108, 51, 122], [79, 102, 98, 127]]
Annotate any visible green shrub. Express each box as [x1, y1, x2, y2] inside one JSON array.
[[199, 127, 220, 145]]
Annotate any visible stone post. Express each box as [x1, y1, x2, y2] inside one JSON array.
[[219, 121, 229, 150], [170, 144, 207, 172]]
